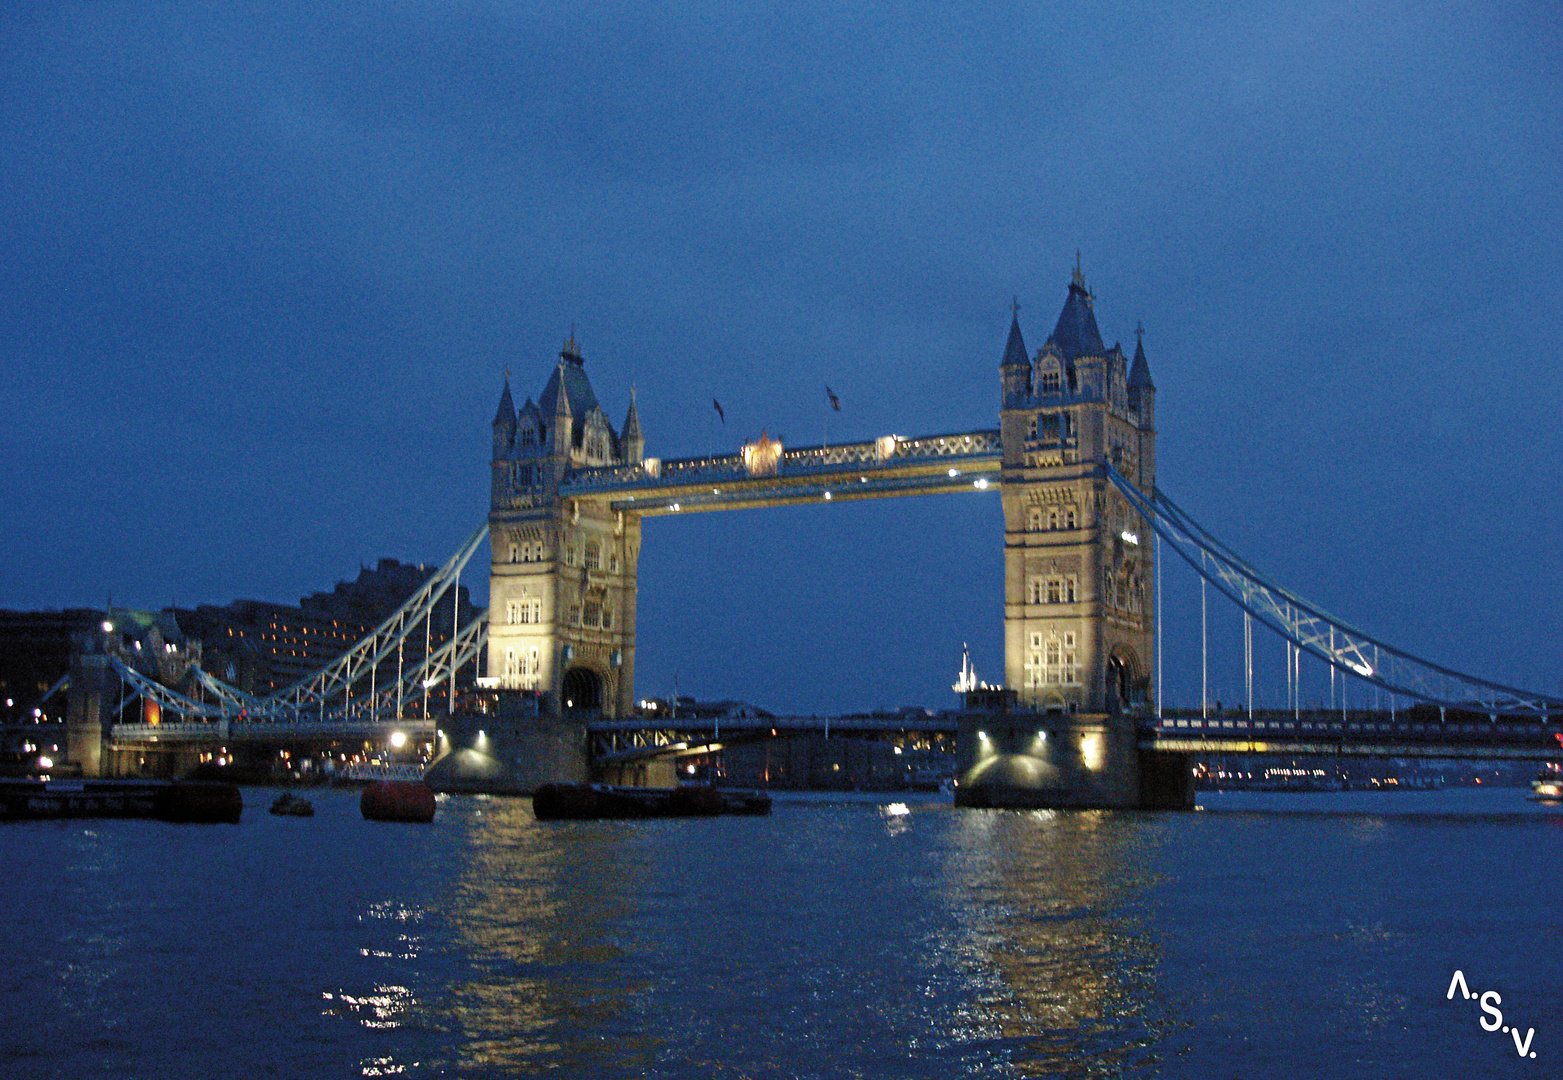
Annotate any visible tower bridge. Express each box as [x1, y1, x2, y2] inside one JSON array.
[[60, 262, 1562, 806]]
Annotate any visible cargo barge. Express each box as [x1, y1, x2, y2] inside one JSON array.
[[0, 779, 243, 823], [532, 783, 771, 820]]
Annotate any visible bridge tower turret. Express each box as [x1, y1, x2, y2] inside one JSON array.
[[487, 333, 641, 720], [999, 263, 1157, 717]]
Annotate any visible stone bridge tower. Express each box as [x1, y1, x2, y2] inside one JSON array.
[[999, 264, 1157, 715], [488, 334, 642, 718]]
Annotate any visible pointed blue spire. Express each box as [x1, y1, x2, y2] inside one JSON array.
[[1129, 324, 1155, 391], [1000, 301, 1029, 371], [1045, 261, 1106, 361], [492, 376, 516, 428]]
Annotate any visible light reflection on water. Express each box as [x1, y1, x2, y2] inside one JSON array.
[[0, 787, 1557, 1078]]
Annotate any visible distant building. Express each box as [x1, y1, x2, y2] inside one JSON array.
[[0, 608, 101, 724], [172, 558, 479, 697]]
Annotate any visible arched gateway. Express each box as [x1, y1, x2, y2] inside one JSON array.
[[485, 267, 1158, 727]]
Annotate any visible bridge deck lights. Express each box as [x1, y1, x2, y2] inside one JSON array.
[[973, 478, 990, 490]]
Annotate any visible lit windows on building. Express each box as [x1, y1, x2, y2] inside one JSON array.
[[1025, 630, 1080, 688]]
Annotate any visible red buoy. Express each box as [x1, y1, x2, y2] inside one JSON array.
[[360, 780, 436, 823]]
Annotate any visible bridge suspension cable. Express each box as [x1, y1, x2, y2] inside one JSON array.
[[261, 522, 488, 720], [106, 523, 490, 728], [1106, 465, 1562, 719]]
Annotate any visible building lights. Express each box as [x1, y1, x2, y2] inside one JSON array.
[[973, 478, 990, 490], [1081, 732, 1105, 771]]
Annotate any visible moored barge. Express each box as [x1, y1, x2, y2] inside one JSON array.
[[532, 783, 772, 820], [0, 779, 243, 823]]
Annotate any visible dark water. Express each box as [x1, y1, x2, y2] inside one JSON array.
[[2, 787, 1558, 1078]]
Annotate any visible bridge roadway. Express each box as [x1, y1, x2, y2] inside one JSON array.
[[107, 718, 436, 748], [590, 709, 1562, 766], [1146, 711, 1563, 761], [103, 709, 1561, 765], [588, 713, 958, 765]]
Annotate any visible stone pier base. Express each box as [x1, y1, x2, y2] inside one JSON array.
[[953, 712, 1193, 810], [424, 697, 588, 795]]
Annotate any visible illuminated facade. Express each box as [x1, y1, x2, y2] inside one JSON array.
[[488, 334, 642, 718], [1000, 265, 1156, 714]]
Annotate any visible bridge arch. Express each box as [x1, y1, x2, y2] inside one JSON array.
[[561, 664, 605, 715], [1106, 646, 1147, 714]]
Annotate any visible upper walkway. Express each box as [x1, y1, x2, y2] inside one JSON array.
[[557, 430, 1002, 514]]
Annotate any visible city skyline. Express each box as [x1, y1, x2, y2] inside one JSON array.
[[2, 2, 1559, 714]]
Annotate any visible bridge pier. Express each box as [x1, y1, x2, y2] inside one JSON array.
[[953, 711, 1193, 810], [424, 694, 589, 794]]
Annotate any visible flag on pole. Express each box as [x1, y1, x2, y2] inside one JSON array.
[[713, 398, 725, 422], [825, 385, 840, 411]]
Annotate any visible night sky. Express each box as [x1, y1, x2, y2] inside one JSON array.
[[3, 2, 1559, 715]]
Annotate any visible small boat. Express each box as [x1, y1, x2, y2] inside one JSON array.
[[532, 783, 772, 821], [1531, 769, 1562, 802], [269, 792, 315, 817]]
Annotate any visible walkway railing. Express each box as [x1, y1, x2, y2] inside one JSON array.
[[562, 430, 1002, 496]]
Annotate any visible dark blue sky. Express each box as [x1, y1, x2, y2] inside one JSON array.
[[2, 1, 1559, 714]]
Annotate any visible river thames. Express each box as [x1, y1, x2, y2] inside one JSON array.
[[2, 786, 1558, 1078]]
